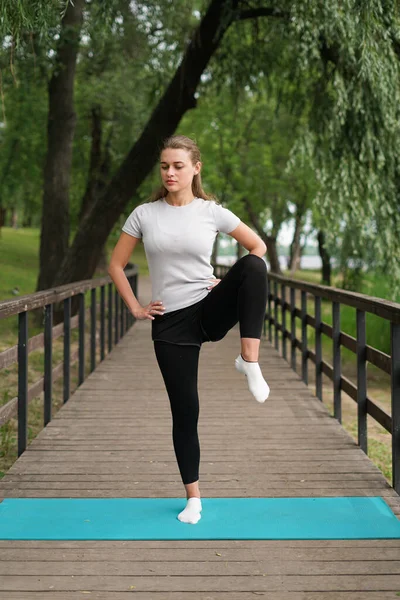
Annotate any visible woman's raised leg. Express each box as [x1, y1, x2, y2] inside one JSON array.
[[201, 254, 267, 345], [200, 254, 270, 402]]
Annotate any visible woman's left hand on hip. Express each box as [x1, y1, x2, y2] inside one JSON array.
[[207, 278, 221, 290]]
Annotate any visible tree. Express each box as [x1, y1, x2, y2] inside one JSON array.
[[52, 0, 250, 287], [36, 0, 84, 291], [2, 1, 399, 292]]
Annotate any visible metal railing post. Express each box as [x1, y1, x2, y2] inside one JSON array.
[[78, 293, 85, 385], [44, 304, 53, 425], [391, 322, 400, 494], [315, 296, 322, 401], [290, 287, 296, 370], [17, 311, 28, 456], [282, 284, 287, 360], [357, 309, 367, 453], [332, 301, 341, 422], [63, 297, 71, 404], [100, 285, 105, 360], [301, 290, 308, 384]]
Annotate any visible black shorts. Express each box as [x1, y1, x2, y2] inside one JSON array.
[[151, 255, 268, 349], [151, 297, 210, 348]]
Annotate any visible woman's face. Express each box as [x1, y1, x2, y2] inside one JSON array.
[[160, 148, 201, 193]]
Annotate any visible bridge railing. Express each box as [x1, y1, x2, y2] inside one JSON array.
[[2, 261, 399, 494], [0, 266, 138, 457], [214, 263, 400, 495]]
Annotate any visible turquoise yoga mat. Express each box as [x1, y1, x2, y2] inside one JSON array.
[[0, 497, 399, 540]]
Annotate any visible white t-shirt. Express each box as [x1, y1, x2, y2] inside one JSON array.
[[122, 197, 241, 313]]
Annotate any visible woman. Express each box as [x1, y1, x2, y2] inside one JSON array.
[[108, 135, 270, 525]]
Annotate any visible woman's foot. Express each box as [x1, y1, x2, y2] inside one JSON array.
[[235, 353, 270, 403], [177, 497, 202, 524]]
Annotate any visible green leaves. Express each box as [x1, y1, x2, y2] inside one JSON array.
[[0, 1, 68, 43], [1, 0, 399, 289]]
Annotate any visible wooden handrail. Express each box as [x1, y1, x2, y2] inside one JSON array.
[[0, 266, 138, 319], [267, 271, 400, 323], [213, 262, 400, 495], [0, 266, 139, 457]]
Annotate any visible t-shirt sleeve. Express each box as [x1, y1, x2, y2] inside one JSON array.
[[212, 202, 241, 234], [122, 206, 142, 238]]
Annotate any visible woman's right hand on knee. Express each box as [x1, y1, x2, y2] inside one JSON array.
[[133, 300, 165, 320]]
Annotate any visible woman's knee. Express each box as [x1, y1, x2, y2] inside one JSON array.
[[241, 253, 267, 274]]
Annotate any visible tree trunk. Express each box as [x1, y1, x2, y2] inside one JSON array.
[[96, 247, 109, 273], [79, 105, 113, 275], [0, 138, 18, 237], [52, 0, 239, 287], [317, 229, 331, 285], [0, 138, 19, 202], [0, 207, 6, 237], [289, 211, 303, 273], [241, 196, 282, 274], [236, 242, 246, 260], [211, 233, 220, 264], [36, 0, 84, 292], [264, 237, 281, 273], [290, 244, 302, 273], [79, 106, 107, 222], [11, 207, 17, 228]]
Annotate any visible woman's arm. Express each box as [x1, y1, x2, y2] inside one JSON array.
[[108, 232, 143, 317], [227, 222, 267, 258]]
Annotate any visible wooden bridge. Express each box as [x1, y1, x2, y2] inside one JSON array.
[[0, 270, 400, 599]]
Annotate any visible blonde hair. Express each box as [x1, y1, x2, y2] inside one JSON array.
[[146, 135, 219, 203]]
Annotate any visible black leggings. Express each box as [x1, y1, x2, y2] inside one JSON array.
[[153, 254, 267, 484]]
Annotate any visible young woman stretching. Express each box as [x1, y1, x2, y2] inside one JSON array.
[[108, 135, 270, 525]]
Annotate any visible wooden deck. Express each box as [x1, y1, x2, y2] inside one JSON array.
[[1, 276, 400, 599]]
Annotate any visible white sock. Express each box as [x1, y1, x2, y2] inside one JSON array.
[[235, 353, 270, 403], [177, 497, 202, 524]]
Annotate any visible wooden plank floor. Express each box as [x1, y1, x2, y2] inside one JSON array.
[[1, 276, 400, 599]]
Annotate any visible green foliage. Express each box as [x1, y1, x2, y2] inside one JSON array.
[[179, 82, 317, 244], [0, 1, 121, 44], [0, 1, 66, 43], [208, 1, 400, 292], [0, 0, 199, 227], [0, 62, 48, 219], [1, 0, 400, 295], [282, 1, 400, 293]]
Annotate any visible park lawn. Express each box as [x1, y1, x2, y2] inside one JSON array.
[[0, 227, 396, 483], [0, 228, 40, 300], [0, 227, 149, 347], [0, 226, 149, 301]]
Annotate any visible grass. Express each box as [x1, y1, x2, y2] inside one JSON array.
[[0, 227, 397, 486]]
